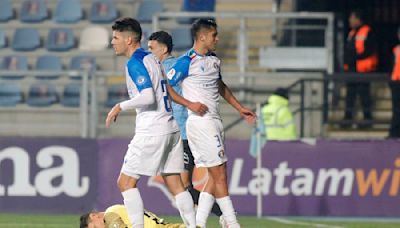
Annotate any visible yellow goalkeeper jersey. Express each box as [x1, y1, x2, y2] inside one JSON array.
[[104, 204, 184, 228]]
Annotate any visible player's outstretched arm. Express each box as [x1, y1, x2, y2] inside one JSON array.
[[105, 88, 155, 127], [218, 79, 256, 124], [106, 103, 121, 128], [167, 85, 208, 116]]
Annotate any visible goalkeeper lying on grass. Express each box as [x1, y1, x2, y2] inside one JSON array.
[[80, 204, 189, 228]]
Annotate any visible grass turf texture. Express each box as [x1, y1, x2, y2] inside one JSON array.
[[0, 214, 400, 227]]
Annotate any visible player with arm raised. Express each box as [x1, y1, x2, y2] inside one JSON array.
[[105, 17, 198, 228], [167, 19, 256, 228]]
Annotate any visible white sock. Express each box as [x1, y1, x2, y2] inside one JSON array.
[[175, 191, 196, 228], [216, 196, 240, 228], [196, 192, 215, 227], [122, 188, 144, 228]]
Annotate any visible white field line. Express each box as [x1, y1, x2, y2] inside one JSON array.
[[0, 224, 74, 227], [266, 217, 345, 228]]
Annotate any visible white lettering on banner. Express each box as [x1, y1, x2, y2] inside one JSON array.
[[0, 146, 89, 197], [0, 147, 36, 196], [229, 158, 354, 196], [248, 168, 272, 195], [315, 169, 354, 196], [291, 168, 314, 196], [229, 159, 248, 194]]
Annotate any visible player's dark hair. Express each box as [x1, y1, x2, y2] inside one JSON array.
[[191, 18, 217, 40], [79, 212, 90, 228], [148, 31, 174, 54], [112, 17, 142, 42]]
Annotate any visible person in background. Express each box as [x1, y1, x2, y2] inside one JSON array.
[[261, 88, 297, 140], [342, 9, 378, 129], [389, 27, 400, 138]]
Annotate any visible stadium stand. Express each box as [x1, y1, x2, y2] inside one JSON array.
[[26, 83, 58, 107], [106, 84, 128, 107], [79, 26, 109, 51], [0, 0, 13, 22], [90, 0, 118, 23], [137, 0, 164, 23], [47, 28, 76, 51], [140, 26, 152, 49], [69, 55, 96, 80], [1, 55, 28, 79], [35, 55, 63, 80], [12, 28, 41, 51], [170, 27, 192, 51], [61, 83, 81, 107], [0, 30, 6, 49], [20, 0, 48, 23], [54, 0, 83, 24], [0, 83, 23, 106]]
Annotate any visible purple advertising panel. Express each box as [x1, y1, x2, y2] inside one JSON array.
[[97, 139, 400, 217], [0, 137, 97, 213]]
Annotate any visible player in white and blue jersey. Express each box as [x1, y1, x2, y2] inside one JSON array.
[[167, 19, 256, 228], [105, 17, 197, 228], [148, 31, 225, 224]]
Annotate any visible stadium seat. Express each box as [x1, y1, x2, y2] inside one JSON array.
[[69, 55, 96, 80], [1, 55, 28, 79], [35, 55, 63, 80], [90, 0, 118, 23], [106, 84, 128, 107], [20, 0, 48, 23], [54, 0, 82, 24], [79, 26, 109, 51], [47, 28, 75, 51], [141, 27, 152, 50], [171, 28, 192, 51], [0, 30, 6, 49], [0, 83, 23, 106], [61, 83, 80, 107], [137, 0, 163, 23], [0, 0, 13, 22], [26, 83, 58, 107], [179, 0, 215, 24], [12, 28, 40, 51]]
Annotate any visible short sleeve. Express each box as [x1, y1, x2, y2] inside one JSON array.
[[167, 56, 191, 86], [127, 59, 153, 92]]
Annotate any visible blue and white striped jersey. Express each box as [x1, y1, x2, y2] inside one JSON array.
[[167, 49, 222, 120], [125, 48, 178, 136]]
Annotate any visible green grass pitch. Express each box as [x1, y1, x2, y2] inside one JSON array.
[[0, 214, 400, 227]]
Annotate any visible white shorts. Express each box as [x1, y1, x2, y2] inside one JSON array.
[[186, 117, 227, 167], [121, 131, 184, 177]]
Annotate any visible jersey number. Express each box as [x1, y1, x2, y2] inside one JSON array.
[[161, 79, 172, 112]]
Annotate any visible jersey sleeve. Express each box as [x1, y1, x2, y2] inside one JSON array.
[[127, 59, 153, 92], [167, 56, 191, 86]]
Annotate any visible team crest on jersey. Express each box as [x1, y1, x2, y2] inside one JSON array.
[[218, 149, 225, 158], [136, 76, 146, 85], [167, 68, 176, 80], [213, 62, 219, 70]]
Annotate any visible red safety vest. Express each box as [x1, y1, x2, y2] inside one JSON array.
[[392, 45, 400, 81], [345, 25, 378, 73]]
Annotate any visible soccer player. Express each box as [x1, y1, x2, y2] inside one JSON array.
[[106, 17, 204, 228], [80, 204, 184, 228], [166, 19, 256, 228], [147, 31, 225, 225]]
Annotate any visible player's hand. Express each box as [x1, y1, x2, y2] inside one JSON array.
[[239, 107, 256, 124], [106, 103, 122, 128], [188, 102, 208, 116]]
